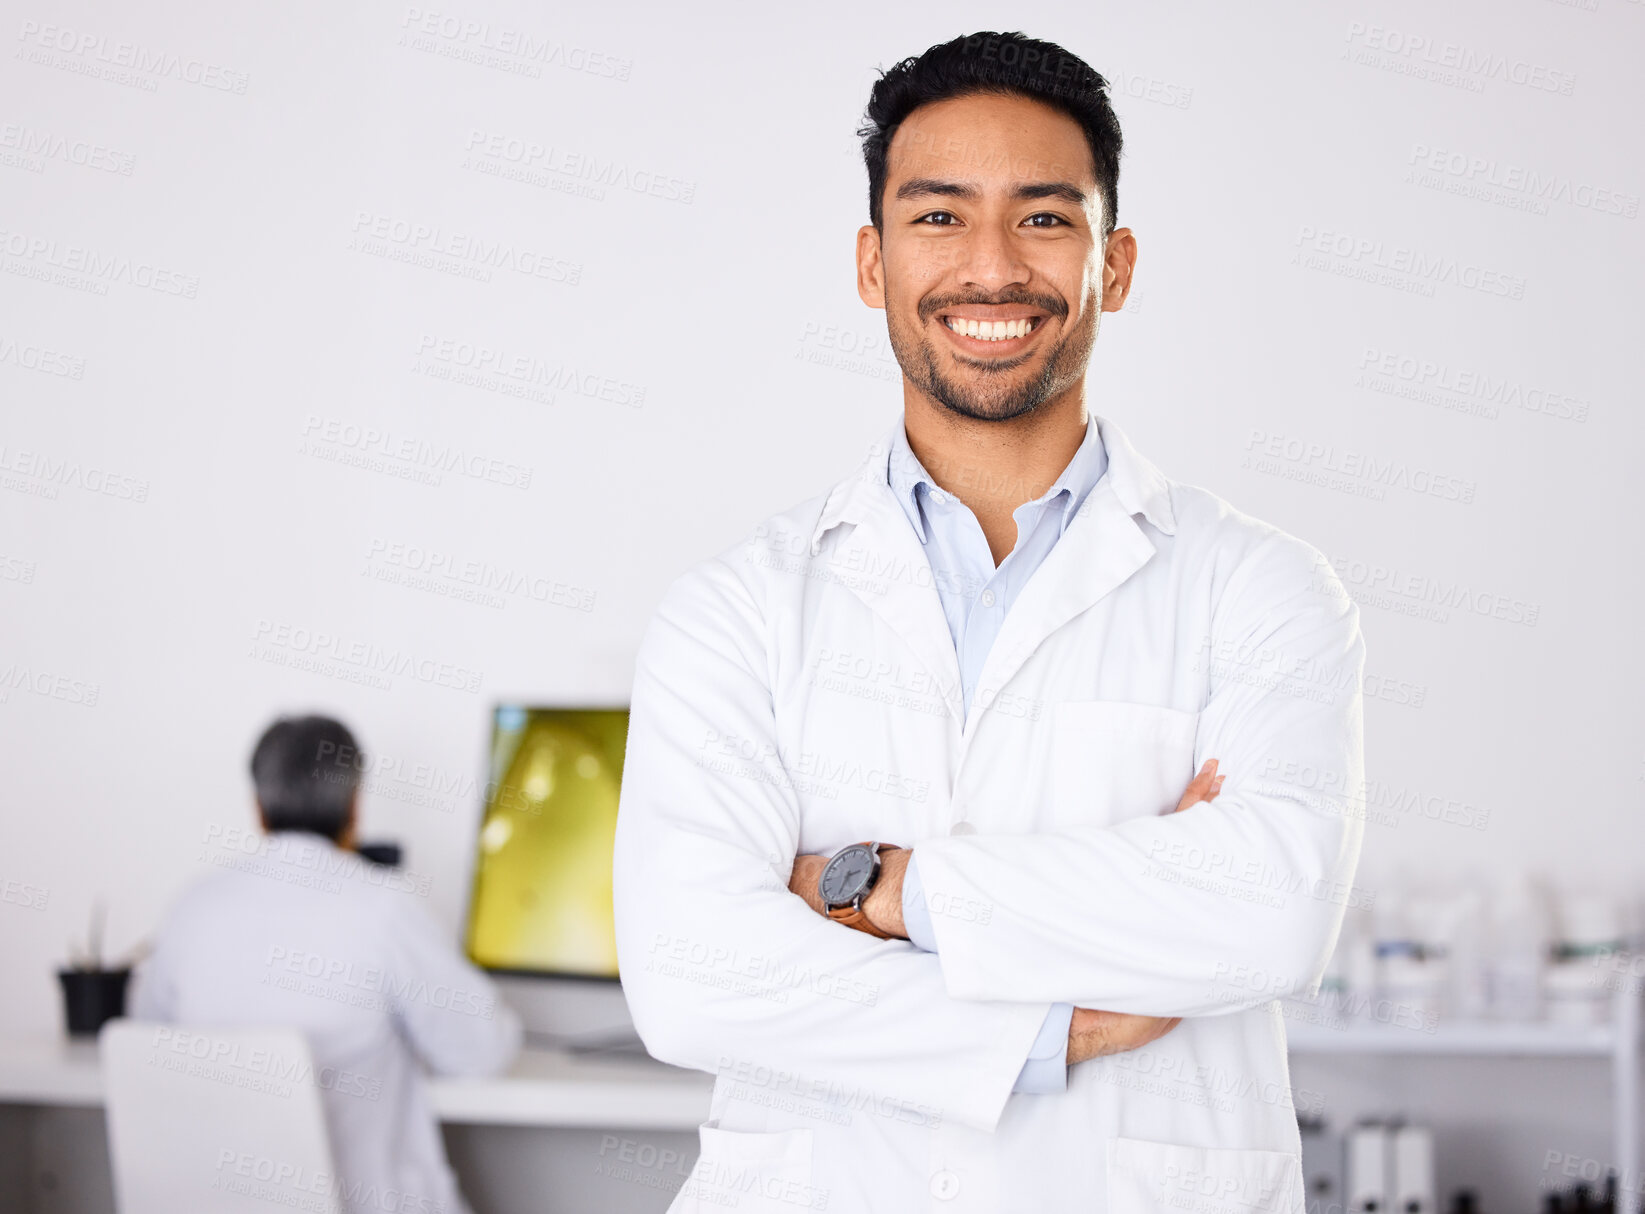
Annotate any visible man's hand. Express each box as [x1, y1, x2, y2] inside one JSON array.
[[1065, 758, 1227, 1063], [861, 847, 909, 937], [787, 847, 910, 938], [1067, 1007, 1183, 1063], [788, 853, 831, 916], [1174, 757, 1225, 813]]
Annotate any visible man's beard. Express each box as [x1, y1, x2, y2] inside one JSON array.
[[885, 289, 1099, 423]]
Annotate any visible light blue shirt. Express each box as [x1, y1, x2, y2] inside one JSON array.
[[890, 413, 1109, 1095]]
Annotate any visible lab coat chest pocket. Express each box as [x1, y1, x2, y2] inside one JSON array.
[[1046, 700, 1200, 828], [1107, 1137, 1305, 1214], [675, 1124, 818, 1214]]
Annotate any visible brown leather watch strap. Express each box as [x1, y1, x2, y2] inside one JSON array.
[[827, 902, 893, 939]]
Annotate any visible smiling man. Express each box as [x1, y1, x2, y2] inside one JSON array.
[[614, 31, 1366, 1214]]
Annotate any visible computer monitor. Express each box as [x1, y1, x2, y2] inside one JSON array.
[[464, 705, 628, 980]]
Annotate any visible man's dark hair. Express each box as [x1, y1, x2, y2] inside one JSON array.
[[249, 715, 361, 841], [858, 31, 1124, 240]]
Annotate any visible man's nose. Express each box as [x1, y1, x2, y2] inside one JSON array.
[[953, 222, 1032, 292]]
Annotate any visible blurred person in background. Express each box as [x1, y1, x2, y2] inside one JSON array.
[[130, 714, 521, 1214]]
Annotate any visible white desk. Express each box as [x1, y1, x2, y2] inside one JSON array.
[[0, 1036, 714, 1130]]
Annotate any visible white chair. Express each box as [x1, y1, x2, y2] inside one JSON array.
[[100, 1019, 342, 1214]]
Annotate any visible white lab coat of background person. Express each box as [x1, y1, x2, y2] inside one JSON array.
[[613, 412, 1367, 1214], [130, 831, 522, 1214]]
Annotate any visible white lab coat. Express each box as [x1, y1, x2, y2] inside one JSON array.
[[130, 832, 522, 1214], [613, 413, 1366, 1214]]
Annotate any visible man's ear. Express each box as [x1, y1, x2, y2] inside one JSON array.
[[254, 800, 269, 833], [1100, 227, 1139, 313], [856, 224, 886, 309]]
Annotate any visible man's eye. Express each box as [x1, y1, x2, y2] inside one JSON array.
[[1024, 213, 1067, 227], [916, 211, 958, 226]]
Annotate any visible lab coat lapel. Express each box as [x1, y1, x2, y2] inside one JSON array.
[[811, 426, 966, 725], [808, 415, 1175, 732], [965, 415, 1178, 734]]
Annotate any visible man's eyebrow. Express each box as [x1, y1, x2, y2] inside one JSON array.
[[894, 177, 981, 202], [893, 178, 1090, 207], [1014, 181, 1089, 207]]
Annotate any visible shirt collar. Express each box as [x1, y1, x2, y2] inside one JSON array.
[[810, 411, 1176, 556], [885, 413, 1109, 545]]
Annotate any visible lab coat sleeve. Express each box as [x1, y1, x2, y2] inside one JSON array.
[[127, 946, 176, 1022], [126, 893, 189, 1022], [612, 558, 1055, 1133], [912, 531, 1366, 1017], [905, 851, 1073, 1094], [384, 898, 523, 1077]]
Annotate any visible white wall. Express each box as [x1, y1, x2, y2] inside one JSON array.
[[2, 0, 1641, 1204]]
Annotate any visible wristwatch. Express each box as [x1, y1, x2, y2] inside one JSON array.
[[818, 841, 892, 938]]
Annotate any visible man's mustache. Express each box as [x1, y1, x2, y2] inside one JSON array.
[[918, 294, 1068, 323]]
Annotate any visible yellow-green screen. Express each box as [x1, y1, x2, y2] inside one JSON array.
[[465, 707, 627, 977]]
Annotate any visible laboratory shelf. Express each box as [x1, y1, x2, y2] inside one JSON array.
[[1283, 1011, 1618, 1056], [1282, 986, 1641, 1214]]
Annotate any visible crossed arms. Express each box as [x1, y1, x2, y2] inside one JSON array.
[[785, 759, 1227, 1069], [611, 532, 1366, 1132]]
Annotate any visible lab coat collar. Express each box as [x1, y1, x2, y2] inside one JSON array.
[[804, 412, 1178, 727], [809, 411, 1176, 555], [885, 412, 1111, 546]]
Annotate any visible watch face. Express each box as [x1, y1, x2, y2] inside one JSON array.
[[819, 845, 876, 907]]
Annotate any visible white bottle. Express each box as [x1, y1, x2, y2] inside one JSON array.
[[1544, 890, 1623, 1026], [1373, 885, 1445, 1028], [1488, 877, 1549, 1022], [1437, 882, 1491, 1022]]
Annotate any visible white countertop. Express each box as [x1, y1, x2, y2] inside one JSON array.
[[0, 1036, 714, 1130], [7, 1009, 1627, 1132]]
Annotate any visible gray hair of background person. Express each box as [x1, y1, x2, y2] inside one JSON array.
[[249, 715, 361, 840]]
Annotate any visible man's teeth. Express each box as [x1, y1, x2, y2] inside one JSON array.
[[945, 317, 1036, 340]]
